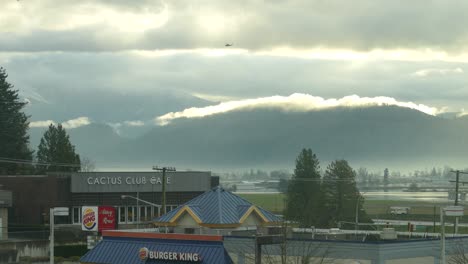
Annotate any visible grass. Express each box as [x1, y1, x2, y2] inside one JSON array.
[[239, 193, 466, 219], [239, 193, 468, 233], [238, 193, 285, 214]]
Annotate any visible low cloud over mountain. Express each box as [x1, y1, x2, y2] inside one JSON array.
[[29, 103, 468, 172]]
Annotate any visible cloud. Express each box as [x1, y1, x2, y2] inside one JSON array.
[[155, 94, 443, 125], [107, 120, 146, 135], [62, 117, 91, 129], [124, 120, 145, 127], [29, 117, 91, 129], [29, 120, 55, 128], [3, 1, 468, 55], [456, 110, 468, 118], [412, 68, 464, 77], [192, 93, 239, 103], [4, 50, 468, 118]]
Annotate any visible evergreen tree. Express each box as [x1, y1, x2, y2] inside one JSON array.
[[37, 124, 81, 172], [320, 160, 371, 227], [285, 148, 321, 227], [0, 67, 33, 174]]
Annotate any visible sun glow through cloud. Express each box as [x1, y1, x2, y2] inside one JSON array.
[[1, 2, 169, 33], [30, 117, 91, 129], [155, 94, 443, 125]]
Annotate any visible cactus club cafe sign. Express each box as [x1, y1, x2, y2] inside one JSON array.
[[139, 247, 202, 262]]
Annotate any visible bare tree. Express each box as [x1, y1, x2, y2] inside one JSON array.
[[240, 222, 332, 264], [448, 239, 468, 264], [80, 157, 96, 172]]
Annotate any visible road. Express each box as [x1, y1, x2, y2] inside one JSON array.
[[373, 219, 468, 227]]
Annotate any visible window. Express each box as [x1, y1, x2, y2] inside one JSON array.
[[145, 206, 152, 221], [185, 228, 195, 234], [118, 206, 155, 223], [72, 207, 81, 224], [153, 206, 160, 218], [127, 206, 134, 223], [119, 206, 126, 224]]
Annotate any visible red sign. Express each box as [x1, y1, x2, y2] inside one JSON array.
[[98, 206, 116, 231]]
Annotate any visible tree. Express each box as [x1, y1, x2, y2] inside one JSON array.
[[278, 178, 289, 193], [37, 124, 81, 172], [320, 160, 371, 228], [0, 67, 33, 174], [408, 182, 419, 191], [285, 148, 321, 227], [80, 157, 96, 172], [448, 239, 468, 264]]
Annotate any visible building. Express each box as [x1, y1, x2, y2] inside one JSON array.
[[0, 171, 218, 227], [154, 186, 282, 234], [80, 231, 233, 264], [224, 234, 468, 264], [0, 189, 12, 240]]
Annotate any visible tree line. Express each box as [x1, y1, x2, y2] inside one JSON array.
[[285, 148, 371, 228], [0, 67, 81, 175]]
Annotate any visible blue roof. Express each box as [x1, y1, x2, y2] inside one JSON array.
[[80, 236, 233, 264], [155, 186, 281, 225]]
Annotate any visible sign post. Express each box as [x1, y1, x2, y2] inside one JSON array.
[[49, 208, 54, 264], [255, 235, 285, 264], [50, 207, 69, 264], [440, 206, 464, 264]]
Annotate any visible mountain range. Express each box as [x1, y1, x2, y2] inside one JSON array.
[[29, 106, 468, 172]]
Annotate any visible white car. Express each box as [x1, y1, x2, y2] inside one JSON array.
[[390, 207, 410, 215]]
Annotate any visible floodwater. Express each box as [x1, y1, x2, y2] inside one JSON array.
[[234, 182, 455, 202], [363, 191, 450, 202], [237, 189, 453, 202]]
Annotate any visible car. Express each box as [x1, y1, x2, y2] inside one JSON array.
[[390, 207, 410, 215]]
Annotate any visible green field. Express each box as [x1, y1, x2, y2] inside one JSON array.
[[239, 193, 468, 233], [238, 193, 286, 214], [238, 193, 465, 219]]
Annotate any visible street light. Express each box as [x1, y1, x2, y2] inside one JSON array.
[[121, 195, 161, 228], [121, 195, 161, 208]]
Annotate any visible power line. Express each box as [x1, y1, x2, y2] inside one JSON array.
[[0, 157, 81, 166], [0, 157, 81, 168]]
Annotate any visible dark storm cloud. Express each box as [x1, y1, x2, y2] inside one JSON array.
[[2, 51, 467, 118], [2, 0, 468, 52]]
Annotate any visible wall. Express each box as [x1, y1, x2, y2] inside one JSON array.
[[0, 240, 87, 263], [0, 240, 49, 263], [0, 207, 8, 240], [224, 236, 468, 264], [242, 212, 262, 227], [177, 211, 199, 227], [0, 174, 71, 225]]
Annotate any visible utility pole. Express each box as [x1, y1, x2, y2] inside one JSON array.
[[449, 170, 468, 233], [440, 207, 446, 264], [153, 166, 176, 215], [50, 208, 54, 264]]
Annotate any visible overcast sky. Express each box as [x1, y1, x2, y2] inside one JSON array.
[[2, 0, 468, 127]]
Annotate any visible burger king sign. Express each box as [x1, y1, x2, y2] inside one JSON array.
[[82, 206, 98, 231]]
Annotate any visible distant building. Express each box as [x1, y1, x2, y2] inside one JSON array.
[[154, 186, 282, 235]]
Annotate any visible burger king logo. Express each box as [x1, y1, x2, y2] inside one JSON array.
[[139, 247, 149, 261], [82, 208, 97, 230]]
